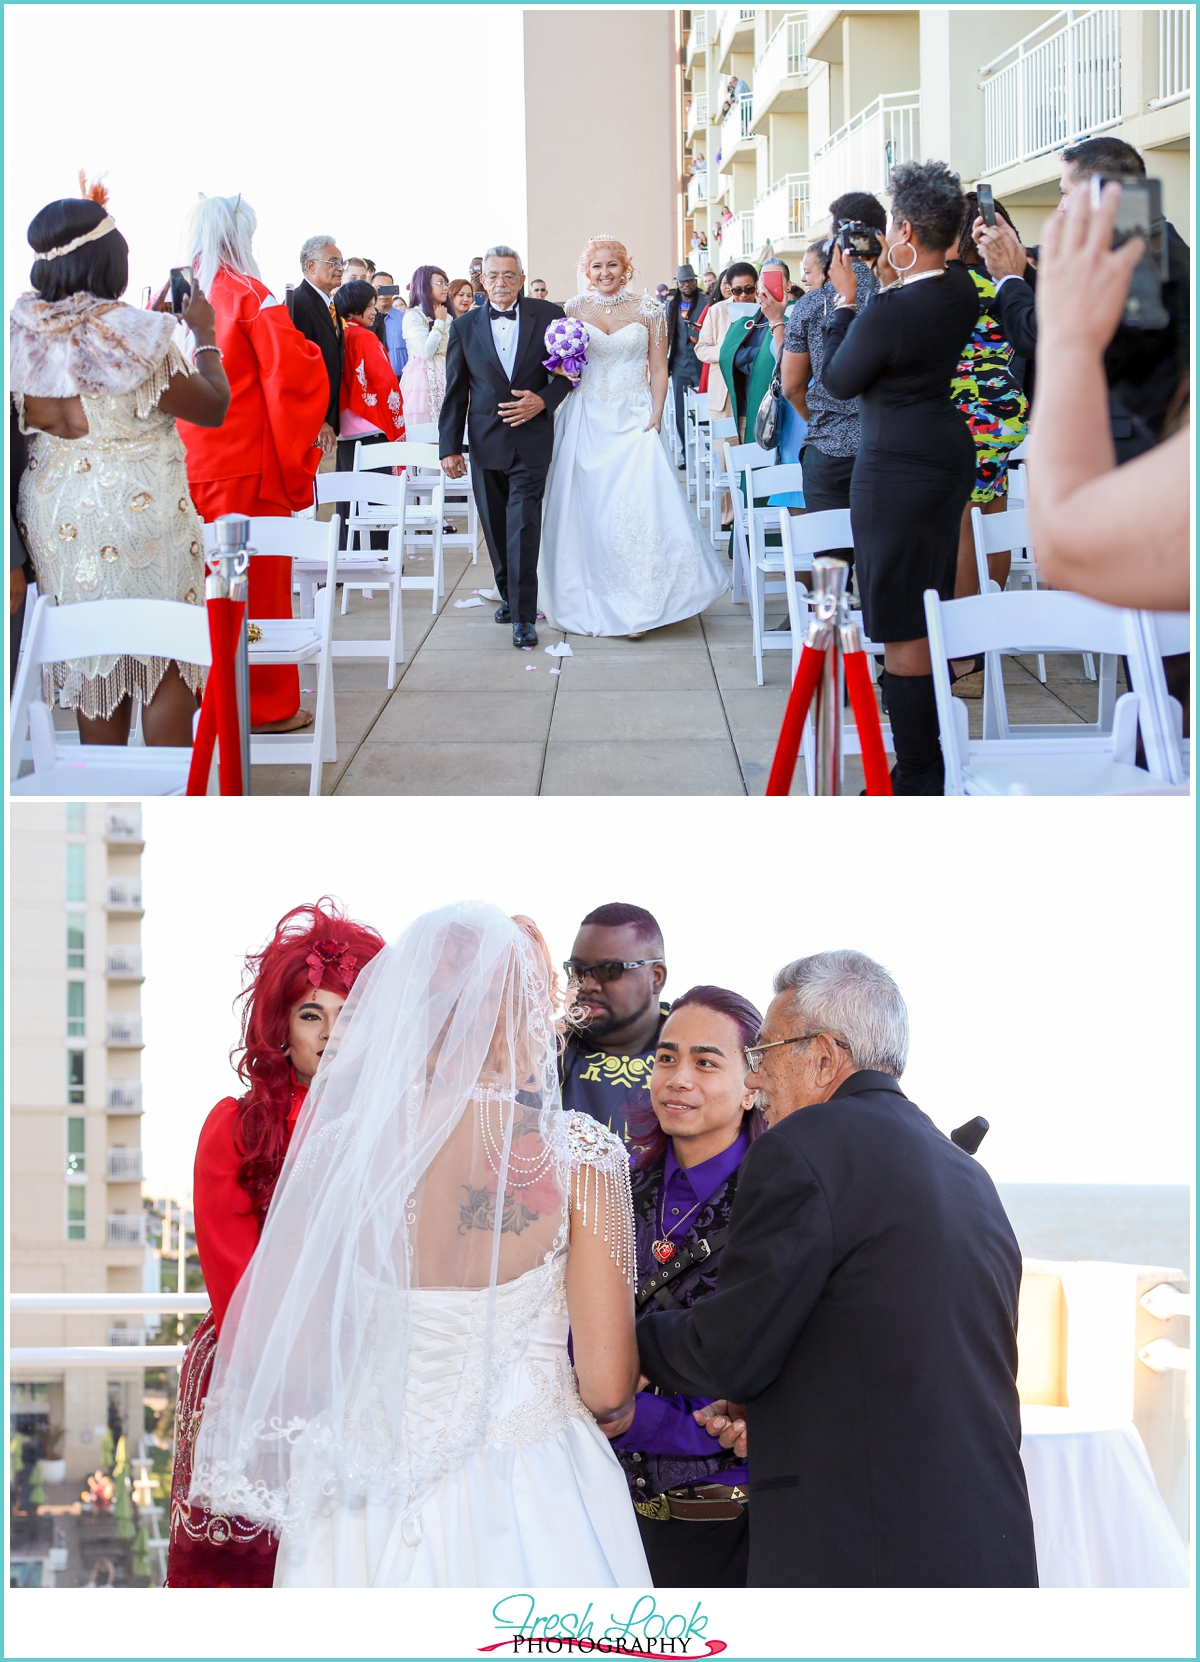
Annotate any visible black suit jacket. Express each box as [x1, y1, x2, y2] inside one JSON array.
[[291, 280, 344, 433], [438, 298, 574, 473], [636, 1072, 1038, 1588], [994, 222, 1190, 459]]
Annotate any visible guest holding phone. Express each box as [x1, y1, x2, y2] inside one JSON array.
[[372, 273, 408, 378], [821, 161, 978, 794]]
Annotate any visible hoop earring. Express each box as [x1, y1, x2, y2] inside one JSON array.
[[887, 242, 918, 279]]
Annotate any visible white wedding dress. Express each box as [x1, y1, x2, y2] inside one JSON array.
[[539, 296, 730, 636], [273, 1251, 649, 1587]]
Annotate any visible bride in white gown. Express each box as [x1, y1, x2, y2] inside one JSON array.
[[540, 236, 730, 638], [190, 904, 650, 1588]]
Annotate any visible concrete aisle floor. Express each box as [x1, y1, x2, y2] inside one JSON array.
[[250, 516, 1125, 796]]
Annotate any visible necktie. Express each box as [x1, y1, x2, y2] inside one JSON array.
[[489, 307, 517, 321], [328, 300, 338, 329]]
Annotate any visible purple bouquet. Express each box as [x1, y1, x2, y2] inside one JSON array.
[[543, 316, 589, 383]]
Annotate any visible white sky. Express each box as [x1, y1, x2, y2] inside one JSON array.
[[4, 5, 527, 311], [138, 796, 1193, 1195]]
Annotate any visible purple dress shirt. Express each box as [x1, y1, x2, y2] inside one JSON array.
[[613, 1133, 750, 1487]]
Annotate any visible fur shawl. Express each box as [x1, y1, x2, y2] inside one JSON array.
[[10, 292, 191, 419]]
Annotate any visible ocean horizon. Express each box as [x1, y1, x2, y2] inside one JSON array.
[[996, 1183, 1191, 1272]]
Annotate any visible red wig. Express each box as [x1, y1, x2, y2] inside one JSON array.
[[233, 899, 385, 1229]]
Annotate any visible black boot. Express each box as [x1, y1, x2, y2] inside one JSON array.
[[881, 670, 944, 796]]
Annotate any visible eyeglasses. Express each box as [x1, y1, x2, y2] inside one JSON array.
[[563, 958, 665, 987], [319, 259, 345, 271], [729, 283, 757, 297], [744, 1033, 851, 1071]]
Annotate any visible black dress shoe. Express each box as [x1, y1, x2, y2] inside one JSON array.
[[494, 604, 511, 624], [512, 622, 538, 648]]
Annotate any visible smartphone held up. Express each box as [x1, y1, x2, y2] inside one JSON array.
[[1092, 174, 1169, 330], [169, 265, 194, 315]]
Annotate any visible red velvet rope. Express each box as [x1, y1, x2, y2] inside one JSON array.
[[185, 597, 246, 797], [843, 649, 894, 797], [765, 642, 826, 796]]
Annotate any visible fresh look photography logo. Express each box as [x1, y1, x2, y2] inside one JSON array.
[[479, 1595, 728, 1656]]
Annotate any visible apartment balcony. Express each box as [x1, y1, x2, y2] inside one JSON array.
[[106, 1080, 143, 1115], [810, 92, 920, 224], [687, 92, 709, 136], [106, 1148, 144, 1183], [718, 6, 757, 72], [755, 173, 810, 251], [107, 1326, 149, 1347], [1151, 8, 1191, 108], [685, 10, 708, 70], [752, 13, 808, 129], [105, 880, 143, 915], [104, 810, 143, 851], [106, 1214, 147, 1248], [105, 946, 143, 982], [687, 170, 712, 216], [106, 1014, 143, 1049], [981, 10, 1121, 175], [719, 92, 756, 172]]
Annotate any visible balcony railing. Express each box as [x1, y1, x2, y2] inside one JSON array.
[[754, 12, 807, 120], [105, 946, 143, 980], [104, 811, 143, 847], [720, 91, 756, 166], [11, 1294, 205, 1370], [738, 210, 756, 258], [1152, 8, 1190, 106], [693, 12, 707, 50], [718, 6, 756, 68], [106, 1213, 147, 1248], [106, 1014, 143, 1048], [105, 881, 142, 913], [106, 1080, 143, 1114], [755, 173, 810, 247], [688, 171, 711, 214], [106, 1148, 144, 1182], [981, 10, 1122, 174], [107, 1326, 149, 1347], [811, 92, 920, 216], [692, 92, 708, 130]]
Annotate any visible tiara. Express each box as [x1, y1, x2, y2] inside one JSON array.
[[35, 216, 117, 261], [586, 234, 621, 244]]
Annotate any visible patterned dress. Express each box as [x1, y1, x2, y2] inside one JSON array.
[[950, 265, 1029, 504]]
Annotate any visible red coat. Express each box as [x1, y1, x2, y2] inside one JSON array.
[[192, 1078, 307, 1336], [178, 267, 328, 514], [340, 320, 405, 439]]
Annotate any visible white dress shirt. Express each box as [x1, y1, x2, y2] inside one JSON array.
[[490, 303, 521, 380]]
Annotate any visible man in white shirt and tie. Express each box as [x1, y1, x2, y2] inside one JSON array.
[[439, 246, 575, 648]]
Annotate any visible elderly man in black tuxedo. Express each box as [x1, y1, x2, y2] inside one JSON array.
[[439, 245, 575, 647], [291, 235, 345, 455], [636, 949, 1038, 1589]]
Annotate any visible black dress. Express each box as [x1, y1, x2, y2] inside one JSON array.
[[821, 263, 978, 642]]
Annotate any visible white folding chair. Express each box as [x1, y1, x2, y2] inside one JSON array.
[[684, 387, 707, 505], [10, 596, 210, 796], [971, 503, 1098, 688], [776, 509, 892, 795], [924, 588, 1174, 795], [1139, 610, 1191, 786], [306, 474, 406, 685], [723, 443, 782, 681], [340, 440, 447, 612], [204, 516, 340, 795], [708, 417, 738, 554], [404, 422, 439, 444]]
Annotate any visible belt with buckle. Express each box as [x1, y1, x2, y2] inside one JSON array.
[[633, 1482, 749, 1523]]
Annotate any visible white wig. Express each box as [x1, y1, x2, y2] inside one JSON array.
[[186, 193, 261, 296]]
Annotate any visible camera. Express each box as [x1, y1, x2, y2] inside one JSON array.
[[822, 220, 883, 274]]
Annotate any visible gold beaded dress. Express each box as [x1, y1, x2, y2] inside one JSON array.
[[11, 292, 207, 719]]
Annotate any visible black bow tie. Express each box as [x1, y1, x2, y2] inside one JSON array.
[[489, 306, 518, 321]]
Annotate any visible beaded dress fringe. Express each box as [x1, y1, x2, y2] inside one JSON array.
[[46, 653, 205, 721]]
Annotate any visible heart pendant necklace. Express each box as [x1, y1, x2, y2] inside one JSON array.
[[651, 1188, 704, 1264]]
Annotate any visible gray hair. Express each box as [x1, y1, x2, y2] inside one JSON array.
[[772, 950, 908, 1077], [484, 244, 524, 273], [300, 234, 338, 276]]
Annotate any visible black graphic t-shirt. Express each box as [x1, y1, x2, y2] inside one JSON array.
[[559, 1004, 670, 1145]]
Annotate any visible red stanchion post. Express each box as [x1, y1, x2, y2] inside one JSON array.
[[184, 516, 252, 796], [766, 557, 849, 796], [765, 642, 826, 796], [842, 633, 894, 796]]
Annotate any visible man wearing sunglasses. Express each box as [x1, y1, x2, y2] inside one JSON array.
[[636, 949, 1036, 1589], [560, 902, 669, 1143]]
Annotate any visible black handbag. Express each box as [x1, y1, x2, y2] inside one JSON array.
[[754, 361, 782, 450]]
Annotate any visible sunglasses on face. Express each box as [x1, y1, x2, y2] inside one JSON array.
[[563, 958, 665, 986]]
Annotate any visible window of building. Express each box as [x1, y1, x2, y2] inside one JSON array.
[[10, 1382, 50, 1438], [67, 1182, 86, 1242], [67, 981, 85, 1038], [67, 913, 85, 970], [65, 803, 85, 835], [66, 843, 86, 902], [67, 1116, 85, 1176], [67, 1049, 85, 1106]]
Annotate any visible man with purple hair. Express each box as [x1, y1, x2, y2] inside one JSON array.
[[560, 902, 669, 1142]]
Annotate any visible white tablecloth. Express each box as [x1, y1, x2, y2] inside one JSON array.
[[1020, 1406, 1190, 1587]]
